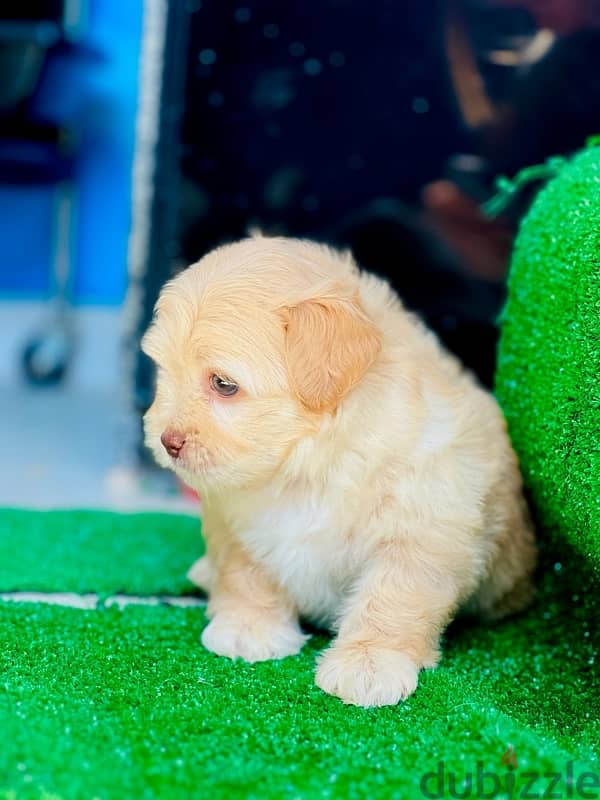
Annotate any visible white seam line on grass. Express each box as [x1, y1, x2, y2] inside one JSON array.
[[0, 592, 206, 609]]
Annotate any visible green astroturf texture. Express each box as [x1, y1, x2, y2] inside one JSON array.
[[0, 510, 202, 595], [1, 511, 599, 799], [495, 144, 600, 569]]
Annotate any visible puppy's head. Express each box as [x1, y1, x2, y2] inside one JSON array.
[[142, 236, 381, 490]]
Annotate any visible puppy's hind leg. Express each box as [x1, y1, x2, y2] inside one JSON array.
[[187, 555, 215, 594], [469, 499, 538, 622], [470, 560, 536, 622]]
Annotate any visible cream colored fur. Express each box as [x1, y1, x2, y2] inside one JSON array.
[[143, 235, 537, 708]]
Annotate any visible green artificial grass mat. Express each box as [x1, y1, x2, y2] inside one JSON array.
[[495, 144, 600, 570], [1, 513, 599, 799], [1, 576, 599, 800], [0, 510, 202, 595]]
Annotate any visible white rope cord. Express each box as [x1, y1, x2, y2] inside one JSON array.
[[0, 591, 205, 610], [118, 0, 169, 466]]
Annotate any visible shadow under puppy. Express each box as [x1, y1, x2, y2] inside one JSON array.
[[142, 235, 537, 708]]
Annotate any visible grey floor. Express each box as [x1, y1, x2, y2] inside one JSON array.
[[0, 383, 196, 512], [0, 302, 196, 513]]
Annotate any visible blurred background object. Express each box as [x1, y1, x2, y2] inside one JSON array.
[[1, 0, 599, 508], [0, 0, 171, 509]]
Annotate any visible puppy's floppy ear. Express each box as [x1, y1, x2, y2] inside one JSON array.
[[281, 288, 382, 413]]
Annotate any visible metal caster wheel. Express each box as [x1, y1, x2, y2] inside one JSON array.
[[22, 326, 73, 386]]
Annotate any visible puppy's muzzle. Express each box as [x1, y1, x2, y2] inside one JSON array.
[[161, 430, 185, 459]]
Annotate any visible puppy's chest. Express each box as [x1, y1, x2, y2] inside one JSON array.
[[238, 498, 355, 628]]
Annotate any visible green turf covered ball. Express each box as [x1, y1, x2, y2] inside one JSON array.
[[495, 144, 600, 569]]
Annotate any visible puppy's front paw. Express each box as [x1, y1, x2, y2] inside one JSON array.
[[315, 643, 420, 707], [201, 613, 308, 662]]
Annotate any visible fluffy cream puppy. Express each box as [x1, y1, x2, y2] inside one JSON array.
[[142, 234, 536, 708]]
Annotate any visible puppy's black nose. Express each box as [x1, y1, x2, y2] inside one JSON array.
[[161, 430, 185, 458]]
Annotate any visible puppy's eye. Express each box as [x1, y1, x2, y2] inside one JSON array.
[[210, 374, 239, 397]]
